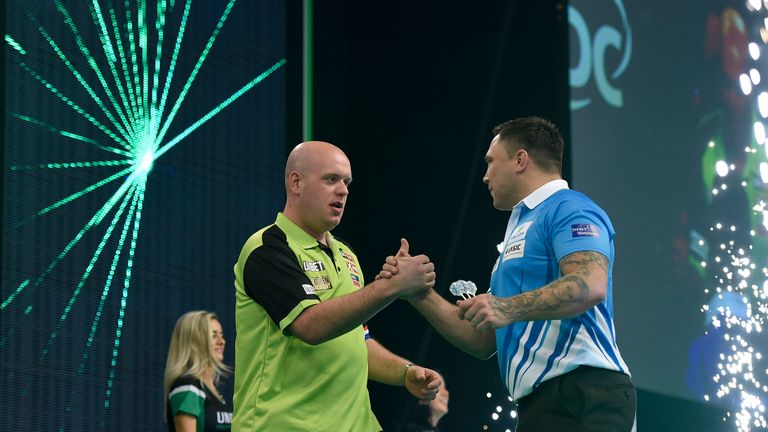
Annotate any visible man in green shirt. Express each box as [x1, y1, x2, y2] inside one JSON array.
[[233, 141, 441, 431]]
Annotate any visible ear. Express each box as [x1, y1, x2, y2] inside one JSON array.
[[513, 149, 529, 172], [288, 171, 302, 194]]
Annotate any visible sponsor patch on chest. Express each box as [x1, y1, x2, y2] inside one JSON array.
[[503, 241, 526, 260], [310, 276, 332, 291], [345, 260, 360, 274], [340, 250, 355, 262], [303, 260, 326, 272], [571, 223, 600, 238], [502, 221, 532, 261]]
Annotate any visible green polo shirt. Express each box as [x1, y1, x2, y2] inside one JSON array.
[[232, 213, 381, 431]]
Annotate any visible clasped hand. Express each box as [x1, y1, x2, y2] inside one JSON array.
[[375, 238, 435, 298], [376, 240, 509, 330]]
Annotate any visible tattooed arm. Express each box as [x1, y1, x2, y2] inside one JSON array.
[[407, 288, 498, 359], [457, 251, 609, 331]]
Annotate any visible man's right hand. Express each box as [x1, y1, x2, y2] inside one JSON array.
[[377, 238, 435, 297], [375, 238, 409, 280]]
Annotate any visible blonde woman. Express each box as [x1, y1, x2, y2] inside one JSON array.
[[164, 311, 232, 431]]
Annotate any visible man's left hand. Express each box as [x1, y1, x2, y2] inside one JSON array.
[[404, 366, 442, 405], [457, 294, 512, 331]]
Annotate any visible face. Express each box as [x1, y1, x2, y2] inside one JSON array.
[[209, 319, 225, 362], [295, 149, 352, 237], [483, 136, 520, 210]]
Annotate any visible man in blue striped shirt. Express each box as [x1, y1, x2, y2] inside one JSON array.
[[382, 117, 635, 431]]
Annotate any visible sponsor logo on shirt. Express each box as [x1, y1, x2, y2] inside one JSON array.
[[340, 249, 362, 286], [340, 250, 355, 262], [507, 221, 533, 243], [345, 260, 360, 275], [502, 221, 531, 261], [217, 411, 233, 424], [302, 284, 316, 294], [310, 276, 332, 291], [571, 223, 600, 238], [503, 240, 526, 260], [303, 260, 326, 272]]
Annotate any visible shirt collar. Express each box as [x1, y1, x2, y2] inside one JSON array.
[[275, 212, 333, 249], [518, 179, 569, 210]]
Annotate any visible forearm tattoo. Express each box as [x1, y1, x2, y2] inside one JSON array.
[[490, 251, 608, 321]]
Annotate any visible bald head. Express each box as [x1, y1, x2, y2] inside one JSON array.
[[282, 141, 353, 240], [286, 141, 347, 178]]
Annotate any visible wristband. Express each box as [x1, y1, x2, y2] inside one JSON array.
[[402, 363, 414, 385]]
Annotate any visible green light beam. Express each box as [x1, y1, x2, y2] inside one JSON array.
[[33, 23, 133, 142], [85, 0, 138, 139], [107, 6, 139, 125], [90, 0, 117, 63], [154, 0, 237, 147], [10, 160, 132, 171], [5, 34, 26, 54], [149, 0, 168, 114], [124, 0, 145, 121], [10, 113, 133, 157], [13, 166, 134, 228], [1, 280, 30, 310], [89, 1, 140, 133], [65, 188, 140, 415], [154, 58, 286, 159], [139, 0, 150, 118], [5, 0, 284, 421], [40, 183, 138, 360], [155, 0, 191, 125], [80, 189, 140, 369], [18, 61, 130, 149], [54, 0, 136, 143], [104, 180, 146, 409], [2, 174, 137, 311], [61, 0, 134, 138]]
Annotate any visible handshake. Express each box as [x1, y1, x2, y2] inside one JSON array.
[[373, 239, 499, 331], [374, 238, 436, 298]]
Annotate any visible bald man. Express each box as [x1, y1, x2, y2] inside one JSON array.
[[232, 142, 441, 431]]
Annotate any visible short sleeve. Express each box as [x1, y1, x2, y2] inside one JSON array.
[[550, 203, 612, 262], [242, 226, 320, 330], [168, 381, 205, 418]]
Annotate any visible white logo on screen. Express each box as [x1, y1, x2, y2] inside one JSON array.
[[569, 0, 632, 110]]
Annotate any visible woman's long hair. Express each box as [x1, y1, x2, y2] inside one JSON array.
[[163, 311, 231, 416]]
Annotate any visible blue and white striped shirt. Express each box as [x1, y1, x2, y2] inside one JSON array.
[[491, 179, 630, 400]]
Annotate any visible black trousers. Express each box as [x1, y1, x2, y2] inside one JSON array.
[[515, 366, 636, 432]]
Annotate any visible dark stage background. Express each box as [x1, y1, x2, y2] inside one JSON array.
[[311, 2, 569, 431]]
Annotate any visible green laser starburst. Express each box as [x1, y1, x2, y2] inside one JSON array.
[[2, 0, 285, 416]]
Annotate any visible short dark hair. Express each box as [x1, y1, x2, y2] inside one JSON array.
[[492, 117, 564, 174]]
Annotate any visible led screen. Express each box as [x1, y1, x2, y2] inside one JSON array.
[[2, 1, 287, 429]]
